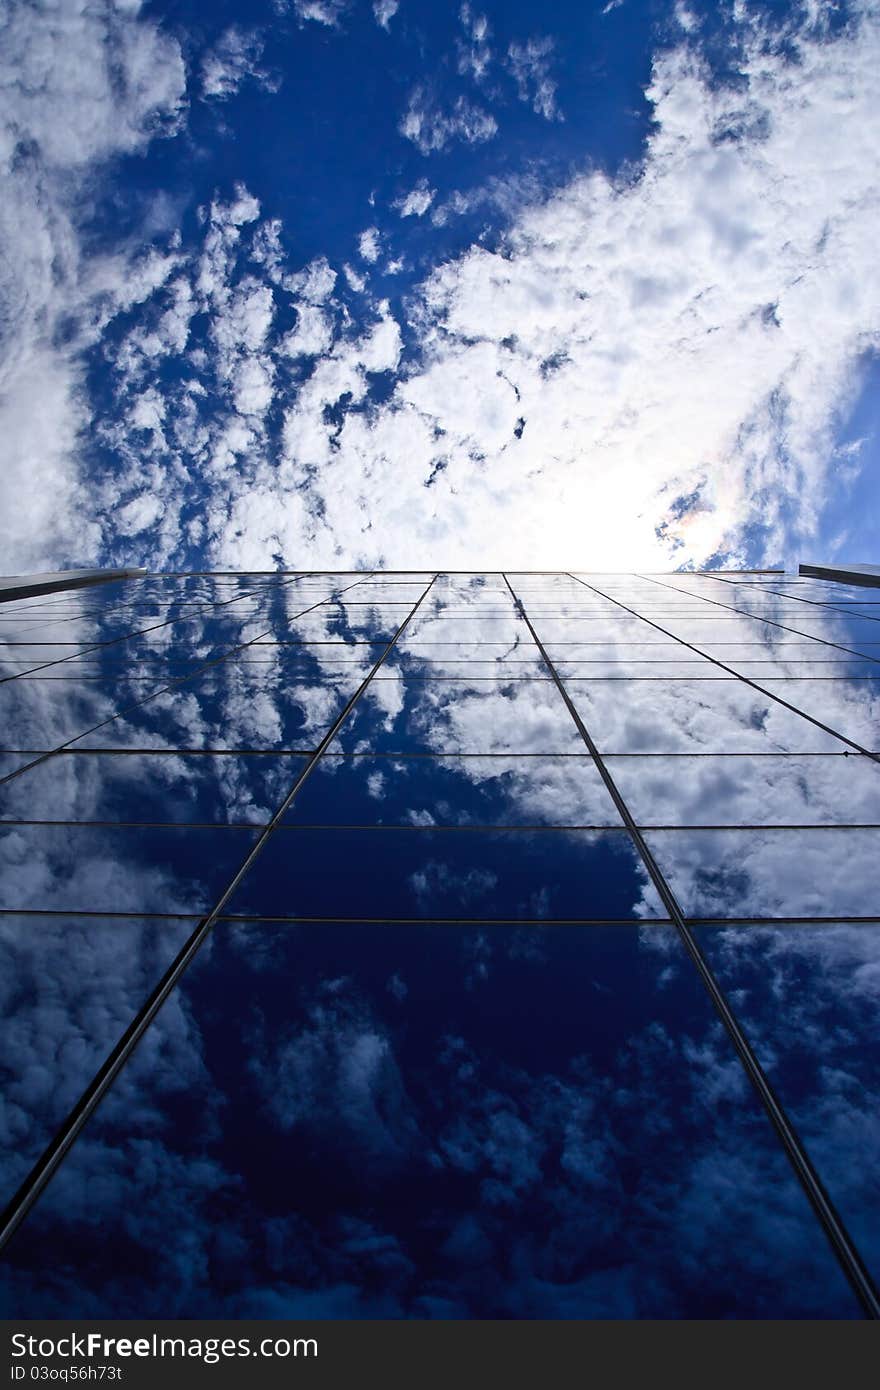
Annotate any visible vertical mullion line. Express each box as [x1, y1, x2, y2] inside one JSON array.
[[0, 572, 437, 1252], [503, 573, 880, 1319]]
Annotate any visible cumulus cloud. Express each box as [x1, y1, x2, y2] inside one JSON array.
[[358, 227, 382, 263], [5, 2, 880, 582], [394, 179, 436, 217], [218, 2, 877, 573], [0, 0, 186, 573]]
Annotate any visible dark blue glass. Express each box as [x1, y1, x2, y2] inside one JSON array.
[[282, 754, 623, 828], [0, 752, 310, 826], [695, 922, 880, 1295], [226, 825, 665, 920], [0, 921, 858, 1317], [0, 914, 196, 1212]]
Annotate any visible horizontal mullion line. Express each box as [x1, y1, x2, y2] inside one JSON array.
[[2, 747, 872, 759], [2, 820, 879, 832], [1, 908, 878, 926]]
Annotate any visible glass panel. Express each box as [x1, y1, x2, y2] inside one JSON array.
[[332, 680, 583, 754], [0, 675, 128, 751], [0, 752, 310, 825], [227, 826, 665, 920], [385, 643, 542, 667], [400, 619, 528, 645], [0, 824, 259, 915], [605, 754, 880, 827], [566, 680, 846, 754], [695, 922, 880, 1293], [643, 828, 880, 919], [755, 678, 880, 751], [283, 754, 623, 828], [70, 660, 365, 752], [0, 921, 857, 1316], [0, 914, 196, 1211]]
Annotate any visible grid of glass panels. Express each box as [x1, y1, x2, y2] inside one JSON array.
[[1, 568, 878, 1318]]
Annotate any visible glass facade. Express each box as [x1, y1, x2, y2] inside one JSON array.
[[0, 569, 878, 1317]]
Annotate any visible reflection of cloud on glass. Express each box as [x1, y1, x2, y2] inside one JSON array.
[[3, 924, 858, 1317], [698, 923, 880, 1278], [646, 828, 880, 918], [0, 915, 199, 1208]]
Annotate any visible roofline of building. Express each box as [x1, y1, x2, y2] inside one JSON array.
[[0, 568, 147, 604], [798, 562, 880, 588]]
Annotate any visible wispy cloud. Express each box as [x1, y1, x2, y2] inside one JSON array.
[[507, 37, 561, 121], [200, 27, 278, 100], [399, 85, 498, 154]]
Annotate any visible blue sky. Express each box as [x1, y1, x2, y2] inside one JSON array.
[[1, 0, 879, 573]]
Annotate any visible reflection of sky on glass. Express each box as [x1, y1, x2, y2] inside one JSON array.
[[1, 568, 880, 1316], [0, 923, 860, 1318], [695, 924, 880, 1292]]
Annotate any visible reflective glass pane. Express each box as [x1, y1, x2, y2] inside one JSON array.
[[566, 680, 846, 754], [0, 752, 310, 825], [283, 754, 623, 828], [605, 754, 880, 827], [695, 922, 880, 1293], [333, 680, 583, 754], [0, 914, 195, 1211], [71, 659, 364, 752], [0, 922, 857, 1316], [0, 824, 259, 915], [227, 826, 665, 920], [644, 828, 880, 919]]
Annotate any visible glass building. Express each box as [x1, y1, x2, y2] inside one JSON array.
[[0, 566, 878, 1318]]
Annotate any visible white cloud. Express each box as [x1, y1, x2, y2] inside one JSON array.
[[457, 5, 492, 81], [288, 255, 337, 303], [0, 0, 185, 573], [234, 3, 877, 573], [280, 305, 335, 359], [201, 27, 276, 100], [507, 37, 561, 121], [373, 0, 400, 29], [233, 356, 274, 417], [394, 179, 436, 217], [358, 227, 382, 263], [399, 87, 498, 154], [343, 263, 368, 293], [293, 1, 351, 26], [6, 2, 880, 585], [674, 1, 700, 34]]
